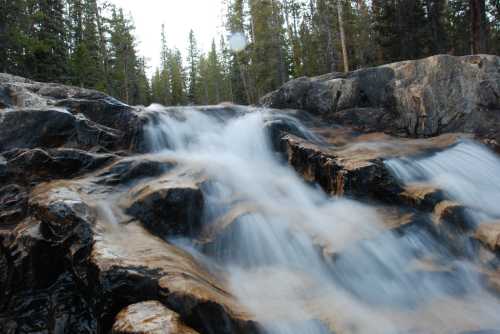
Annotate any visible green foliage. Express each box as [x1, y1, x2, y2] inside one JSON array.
[[2, 0, 499, 107], [1, 0, 150, 105]]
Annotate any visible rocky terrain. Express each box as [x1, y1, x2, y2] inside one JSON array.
[[1, 54, 500, 334], [261, 54, 500, 150]]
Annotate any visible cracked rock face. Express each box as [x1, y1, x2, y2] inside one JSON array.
[[260, 54, 500, 148]]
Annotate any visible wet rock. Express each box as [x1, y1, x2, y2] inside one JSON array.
[[125, 171, 205, 238], [261, 55, 500, 143], [55, 98, 142, 150], [3, 148, 114, 184], [260, 76, 344, 115], [0, 184, 28, 226], [0, 109, 124, 152], [0, 73, 143, 152], [399, 183, 445, 211], [474, 222, 500, 253], [280, 134, 402, 200], [112, 301, 200, 334], [92, 221, 258, 334], [0, 183, 98, 333], [432, 201, 471, 231], [96, 157, 174, 186]]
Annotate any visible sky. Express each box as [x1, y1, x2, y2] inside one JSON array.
[[109, 0, 225, 74]]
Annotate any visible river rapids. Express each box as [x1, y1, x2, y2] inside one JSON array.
[[133, 105, 500, 334]]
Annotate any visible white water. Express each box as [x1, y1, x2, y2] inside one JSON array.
[[386, 141, 500, 223], [143, 106, 500, 334]]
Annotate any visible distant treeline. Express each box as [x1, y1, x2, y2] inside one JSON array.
[[1, 0, 498, 106]]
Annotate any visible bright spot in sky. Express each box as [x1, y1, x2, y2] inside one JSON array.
[[108, 0, 224, 75], [229, 32, 247, 52]]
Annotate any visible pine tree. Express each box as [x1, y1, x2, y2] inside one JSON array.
[[69, 0, 104, 88], [195, 54, 210, 105], [133, 57, 151, 105], [470, 0, 489, 53], [448, 0, 472, 55], [187, 30, 199, 103], [108, 7, 140, 103], [248, 0, 289, 99], [337, 0, 349, 72], [0, 0, 29, 74], [227, 0, 254, 104], [169, 48, 186, 105], [219, 36, 234, 102], [26, 0, 69, 82], [425, 0, 450, 54]]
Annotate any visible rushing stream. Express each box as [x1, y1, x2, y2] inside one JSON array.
[[141, 106, 500, 334]]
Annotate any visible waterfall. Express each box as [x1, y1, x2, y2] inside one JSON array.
[[143, 106, 500, 334], [386, 141, 500, 222]]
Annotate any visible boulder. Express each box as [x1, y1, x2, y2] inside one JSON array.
[[125, 170, 205, 238], [0, 109, 124, 152], [112, 301, 200, 334], [0, 183, 97, 333], [280, 134, 402, 200], [261, 55, 500, 145], [0, 73, 143, 152]]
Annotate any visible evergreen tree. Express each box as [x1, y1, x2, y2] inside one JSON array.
[[448, 0, 472, 55], [425, 0, 450, 54], [187, 30, 199, 103], [219, 36, 234, 101], [69, 0, 103, 88], [195, 54, 210, 105], [248, 0, 289, 99], [108, 7, 144, 104], [26, 0, 69, 82], [133, 56, 151, 105], [470, 0, 489, 53], [227, 0, 254, 104], [0, 0, 29, 74], [169, 48, 186, 105]]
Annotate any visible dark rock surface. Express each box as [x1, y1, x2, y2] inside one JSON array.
[[125, 170, 205, 238], [0, 73, 143, 152], [261, 55, 500, 147]]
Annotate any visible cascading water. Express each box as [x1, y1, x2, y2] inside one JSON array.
[[142, 105, 500, 334], [386, 141, 500, 223]]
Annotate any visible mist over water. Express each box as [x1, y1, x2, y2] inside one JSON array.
[[143, 106, 500, 334]]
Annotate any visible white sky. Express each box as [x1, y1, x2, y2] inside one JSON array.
[[108, 0, 225, 75]]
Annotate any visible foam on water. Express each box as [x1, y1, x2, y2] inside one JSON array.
[[143, 106, 500, 334]]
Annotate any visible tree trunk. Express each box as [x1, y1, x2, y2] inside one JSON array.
[[93, 0, 110, 92], [337, 0, 349, 72], [470, 0, 488, 53]]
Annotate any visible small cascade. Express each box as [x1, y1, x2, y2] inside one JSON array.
[[386, 141, 500, 222], [142, 106, 500, 334]]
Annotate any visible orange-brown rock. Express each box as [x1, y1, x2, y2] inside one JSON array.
[[474, 222, 500, 253], [432, 200, 470, 230], [112, 301, 199, 334], [399, 183, 445, 211]]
